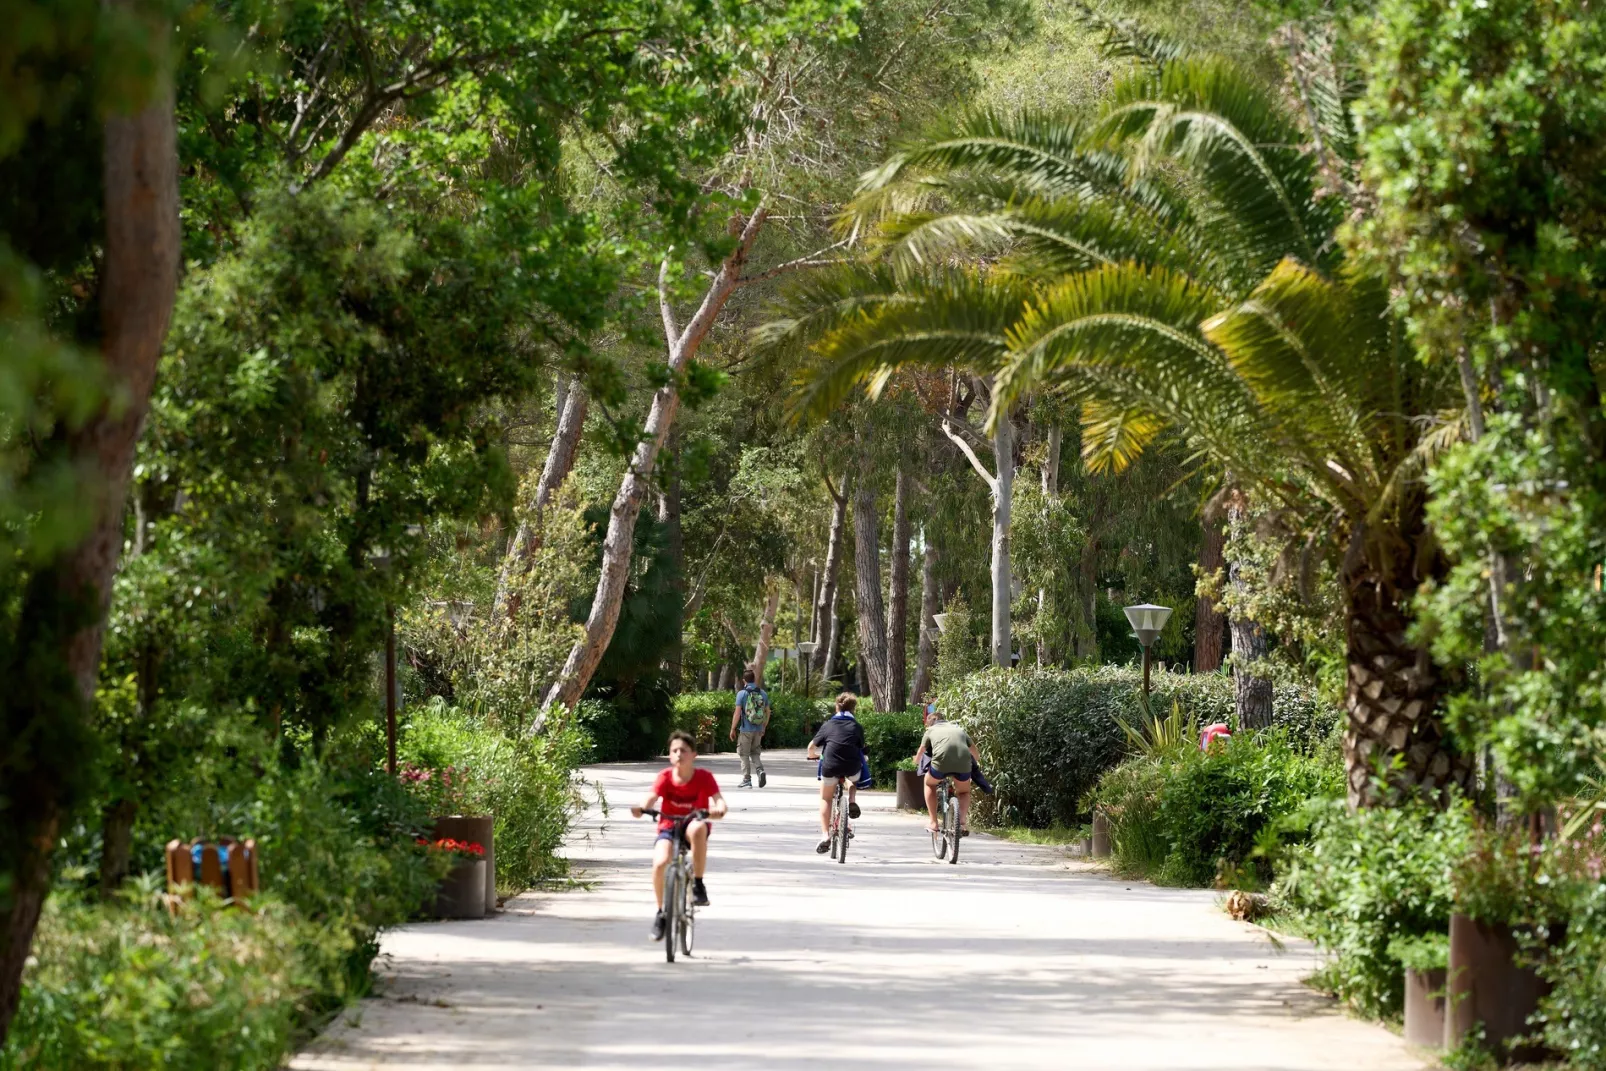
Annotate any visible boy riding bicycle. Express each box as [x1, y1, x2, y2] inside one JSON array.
[[631, 730, 728, 941], [806, 692, 867, 854], [914, 705, 984, 836]]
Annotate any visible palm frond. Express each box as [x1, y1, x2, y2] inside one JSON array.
[[1069, 2, 1190, 76]]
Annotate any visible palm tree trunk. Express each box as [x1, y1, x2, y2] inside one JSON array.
[[494, 376, 587, 624], [1194, 512, 1227, 672], [1227, 493, 1273, 728], [1342, 531, 1474, 807], [887, 466, 911, 710], [912, 537, 939, 703], [539, 209, 767, 723], [852, 456, 892, 710], [1, 59, 180, 1041]]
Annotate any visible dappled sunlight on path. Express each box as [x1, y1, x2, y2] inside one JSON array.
[[293, 750, 1426, 1071]]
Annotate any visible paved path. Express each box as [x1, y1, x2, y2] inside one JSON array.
[[293, 749, 1427, 1071]]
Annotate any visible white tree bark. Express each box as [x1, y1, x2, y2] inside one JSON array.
[[911, 535, 939, 703], [537, 208, 768, 723], [752, 579, 780, 685], [939, 409, 1014, 668], [813, 475, 848, 674], [493, 374, 587, 624], [1037, 424, 1060, 666]]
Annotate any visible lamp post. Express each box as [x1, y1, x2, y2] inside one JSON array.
[[931, 612, 950, 634], [797, 640, 818, 697], [1123, 603, 1173, 708]]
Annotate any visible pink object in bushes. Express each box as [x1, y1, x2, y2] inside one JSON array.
[[1200, 723, 1232, 751]]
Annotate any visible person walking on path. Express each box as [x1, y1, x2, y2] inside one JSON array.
[[730, 669, 770, 788]]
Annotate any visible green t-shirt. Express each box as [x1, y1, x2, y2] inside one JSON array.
[[922, 721, 972, 775]]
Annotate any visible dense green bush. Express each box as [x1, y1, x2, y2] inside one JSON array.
[[1087, 733, 1341, 887], [1538, 864, 1606, 1069], [1, 886, 309, 1071], [858, 709, 925, 782], [397, 697, 588, 892], [1277, 796, 1474, 1018]]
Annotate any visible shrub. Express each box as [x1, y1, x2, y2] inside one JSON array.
[[1277, 795, 1474, 1018], [397, 698, 587, 892], [1537, 864, 1606, 1069], [1087, 732, 1342, 887], [668, 690, 823, 753], [858, 709, 925, 782], [1, 885, 309, 1070]]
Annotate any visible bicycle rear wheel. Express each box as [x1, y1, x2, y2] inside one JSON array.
[[663, 868, 679, 963], [837, 791, 850, 864], [829, 785, 843, 859], [932, 784, 948, 860], [947, 796, 961, 864]]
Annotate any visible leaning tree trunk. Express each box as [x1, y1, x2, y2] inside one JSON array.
[[823, 583, 843, 684], [752, 580, 780, 685], [657, 431, 684, 691], [0, 55, 180, 1041], [539, 209, 767, 721], [494, 375, 587, 624], [1342, 528, 1474, 808], [1194, 511, 1227, 672], [990, 414, 1015, 668], [852, 465, 892, 711], [911, 538, 939, 703], [1226, 493, 1273, 729], [887, 466, 911, 711], [814, 478, 848, 675]]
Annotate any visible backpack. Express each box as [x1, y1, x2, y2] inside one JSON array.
[[741, 686, 771, 728]]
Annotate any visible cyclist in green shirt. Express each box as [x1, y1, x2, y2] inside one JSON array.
[[914, 706, 982, 835]]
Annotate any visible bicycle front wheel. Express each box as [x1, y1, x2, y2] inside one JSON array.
[[679, 867, 696, 956], [663, 868, 679, 963], [947, 796, 961, 864]]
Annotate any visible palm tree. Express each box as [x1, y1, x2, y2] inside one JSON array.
[[764, 38, 1472, 806]]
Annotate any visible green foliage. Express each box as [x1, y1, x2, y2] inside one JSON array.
[[935, 664, 1331, 829], [667, 691, 823, 754], [932, 598, 987, 690], [858, 709, 925, 782], [1536, 869, 1606, 1069], [1088, 733, 1341, 887], [397, 699, 587, 891], [1277, 796, 1474, 1018], [1388, 932, 1449, 973], [0, 886, 308, 1071]]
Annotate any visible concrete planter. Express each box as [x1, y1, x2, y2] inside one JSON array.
[[433, 815, 495, 914], [895, 769, 926, 811], [434, 858, 488, 919], [1404, 966, 1446, 1049], [1446, 913, 1555, 1062]]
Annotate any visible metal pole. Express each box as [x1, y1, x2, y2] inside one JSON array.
[[1141, 643, 1152, 708], [386, 604, 397, 776]]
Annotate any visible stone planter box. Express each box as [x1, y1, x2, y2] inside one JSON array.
[[432, 815, 495, 915], [895, 769, 926, 811], [1404, 966, 1446, 1049], [434, 858, 488, 919], [1446, 913, 1555, 1062]]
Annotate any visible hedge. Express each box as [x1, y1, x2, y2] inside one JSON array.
[[931, 665, 1333, 829]]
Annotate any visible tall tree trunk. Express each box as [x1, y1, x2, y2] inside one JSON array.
[[887, 466, 911, 711], [852, 460, 892, 710], [0, 58, 180, 1040], [752, 580, 780, 685], [538, 209, 767, 722], [494, 376, 587, 624], [1037, 425, 1061, 666], [823, 583, 843, 683], [814, 476, 848, 675], [990, 414, 1015, 668], [1227, 493, 1273, 729], [1342, 525, 1474, 807], [1194, 511, 1227, 672], [1076, 537, 1100, 660], [658, 431, 684, 692], [912, 537, 939, 703]]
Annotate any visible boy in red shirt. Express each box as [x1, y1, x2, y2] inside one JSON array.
[[631, 730, 728, 941]]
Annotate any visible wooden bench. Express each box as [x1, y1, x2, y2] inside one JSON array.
[[164, 837, 260, 906]]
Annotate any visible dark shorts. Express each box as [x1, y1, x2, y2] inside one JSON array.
[[655, 822, 710, 844], [819, 765, 859, 782], [929, 768, 971, 782]]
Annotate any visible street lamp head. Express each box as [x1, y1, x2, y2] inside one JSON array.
[[796, 641, 819, 656], [931, 612, 951, 634], [1123, 603, 1172, 649]]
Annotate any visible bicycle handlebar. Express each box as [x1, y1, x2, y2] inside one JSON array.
[[636, 807, 710, 821]]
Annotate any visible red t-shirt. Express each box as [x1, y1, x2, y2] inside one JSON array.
[[651, 767, 719, 832]]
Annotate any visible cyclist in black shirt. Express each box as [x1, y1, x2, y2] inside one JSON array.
[[806, 691, 867, 854]]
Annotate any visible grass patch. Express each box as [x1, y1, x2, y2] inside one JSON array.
[[988, 823, 1089, 847]]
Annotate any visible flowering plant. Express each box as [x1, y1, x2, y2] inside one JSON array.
[[416, 837, 485, 859], [398, 762, 474, 814]]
